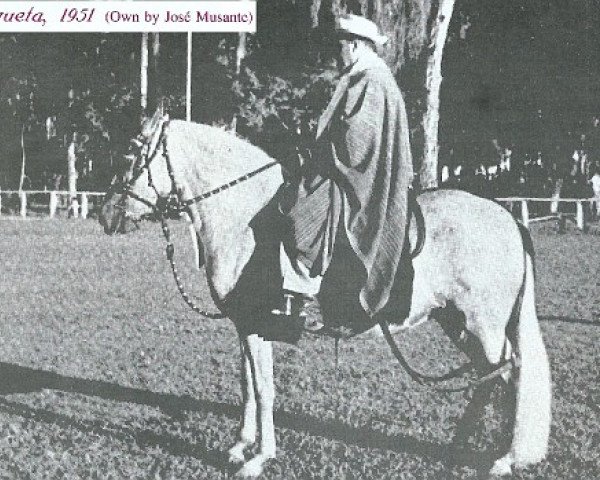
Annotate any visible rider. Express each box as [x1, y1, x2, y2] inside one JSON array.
[[273, 14, 414, 329]]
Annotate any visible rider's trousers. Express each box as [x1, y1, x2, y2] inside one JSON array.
[[279, 244, 322, 295]]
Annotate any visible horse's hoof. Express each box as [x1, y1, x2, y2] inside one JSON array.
[[235, 461, 263, 478], [227, 444, 246, 465], [235, 455, 273, 478], [489, 454, 513, 477]]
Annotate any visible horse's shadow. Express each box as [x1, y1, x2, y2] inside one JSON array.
[[0, 361, 509, 476]]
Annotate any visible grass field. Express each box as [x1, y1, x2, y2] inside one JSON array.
[[0, 218, 598, 479]]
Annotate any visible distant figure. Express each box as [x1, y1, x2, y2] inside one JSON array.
[[559, 161, 591, 232], [590, 171, 600, 219]]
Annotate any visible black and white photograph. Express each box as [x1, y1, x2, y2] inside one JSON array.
[[0, 1, 598, 478]]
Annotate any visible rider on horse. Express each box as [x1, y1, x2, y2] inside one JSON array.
[[273, 14, 414, 330]]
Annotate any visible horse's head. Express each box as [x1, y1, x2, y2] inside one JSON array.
[[100, 104, 173, 234]]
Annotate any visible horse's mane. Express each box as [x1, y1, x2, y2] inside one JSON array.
[[162, 120, 283, 227], [167, 120, 277, 176]]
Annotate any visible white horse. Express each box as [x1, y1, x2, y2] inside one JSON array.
[[100, 111, 551, 478]]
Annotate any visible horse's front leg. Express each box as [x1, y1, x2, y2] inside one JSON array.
[[234, 334, 275, 478], [228, 336, 258, 464]]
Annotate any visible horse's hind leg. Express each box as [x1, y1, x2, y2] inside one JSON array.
[[228, 337, 258, 464], [235, 334, 276, 478], [491, 255, 551, 477]]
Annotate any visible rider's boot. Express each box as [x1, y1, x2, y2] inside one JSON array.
[[271, 291, 324, 332]]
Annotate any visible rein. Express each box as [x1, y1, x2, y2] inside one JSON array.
[[159, 216, 226, 319], [178, 161, 279, 208], [119, 117, 513, 394], [377, 318, 516, 393], [119, 119, 279, 320], [156, 126, 279, 213], [376, 221, 530, 393]]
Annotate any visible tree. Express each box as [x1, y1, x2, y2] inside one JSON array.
[[140, 33, 148, 113], [231, 32, 247, 131], [0, 75, 36, 190], [366, 0, 456, 188], [420, 0, 456, 188], [150, 33, 161, 111], [0, 33, 142, 191]]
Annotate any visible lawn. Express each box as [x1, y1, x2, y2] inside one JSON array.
[[0, 218, 597, 479]]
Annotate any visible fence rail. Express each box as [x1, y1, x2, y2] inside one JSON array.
[[0, 190, 597, 231], [0, 190, 105, 219], [496, 197, 596, 229]]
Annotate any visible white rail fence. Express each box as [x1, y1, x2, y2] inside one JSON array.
[[0, 190, 596, 231], [0, 190, 105, 219], [496, 197, 596, 230]]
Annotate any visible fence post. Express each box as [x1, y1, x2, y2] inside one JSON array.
[[19, 191, 27, 218], [0, 189, 2, 217], [550, 192, 559, 214], [80, 193, 89, 219], [521, 200, 529, 228], [70, 196, 79, 218], [49, 191, 58, 218], [576, 201, 585, 230]]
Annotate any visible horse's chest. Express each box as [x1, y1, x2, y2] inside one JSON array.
[[206, 230, 256, 300]]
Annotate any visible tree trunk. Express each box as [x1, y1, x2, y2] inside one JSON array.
[[150, 33, 161, 110], [18, 124, 26, 191], [235, 33, 247, 76], [140, 33, 149, 114], [231, 31, 248, 132], [419, 0, 456, 189], [186, 32, 192, 122]]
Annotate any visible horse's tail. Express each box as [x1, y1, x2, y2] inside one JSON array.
[[505, 220, 535, 340], [517, 220, 535, 276], [507, 220, 551, 467]]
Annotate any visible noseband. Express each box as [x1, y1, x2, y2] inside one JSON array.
[[107, 119, 177, 219]]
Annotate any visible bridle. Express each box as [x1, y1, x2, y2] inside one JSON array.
[[108, 117, 278, 319], [107, 118, 176, 219], [113, 117, 280, 218]]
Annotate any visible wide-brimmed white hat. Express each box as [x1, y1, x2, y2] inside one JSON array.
[[337, 14, 388, 46]]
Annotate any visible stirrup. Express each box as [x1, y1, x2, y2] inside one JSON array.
[[271, 293, 296, 317], [271, 292, 324, 332]]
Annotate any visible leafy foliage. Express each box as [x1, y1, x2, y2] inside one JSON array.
[[0, 220, 598, 479], [0, 34, 142, 190], [0, 2, 600, 189]]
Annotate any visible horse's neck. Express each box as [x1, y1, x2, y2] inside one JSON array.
[[191, 166, 282, 238], [167, 121, 283, 234], [190, 170, 282, 302], [167, 122, 283, 300]]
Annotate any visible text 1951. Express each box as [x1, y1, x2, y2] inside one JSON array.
[[60, 8, 95, 23]]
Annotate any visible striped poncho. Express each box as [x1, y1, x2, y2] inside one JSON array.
[[283, 48, 414, 317]]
